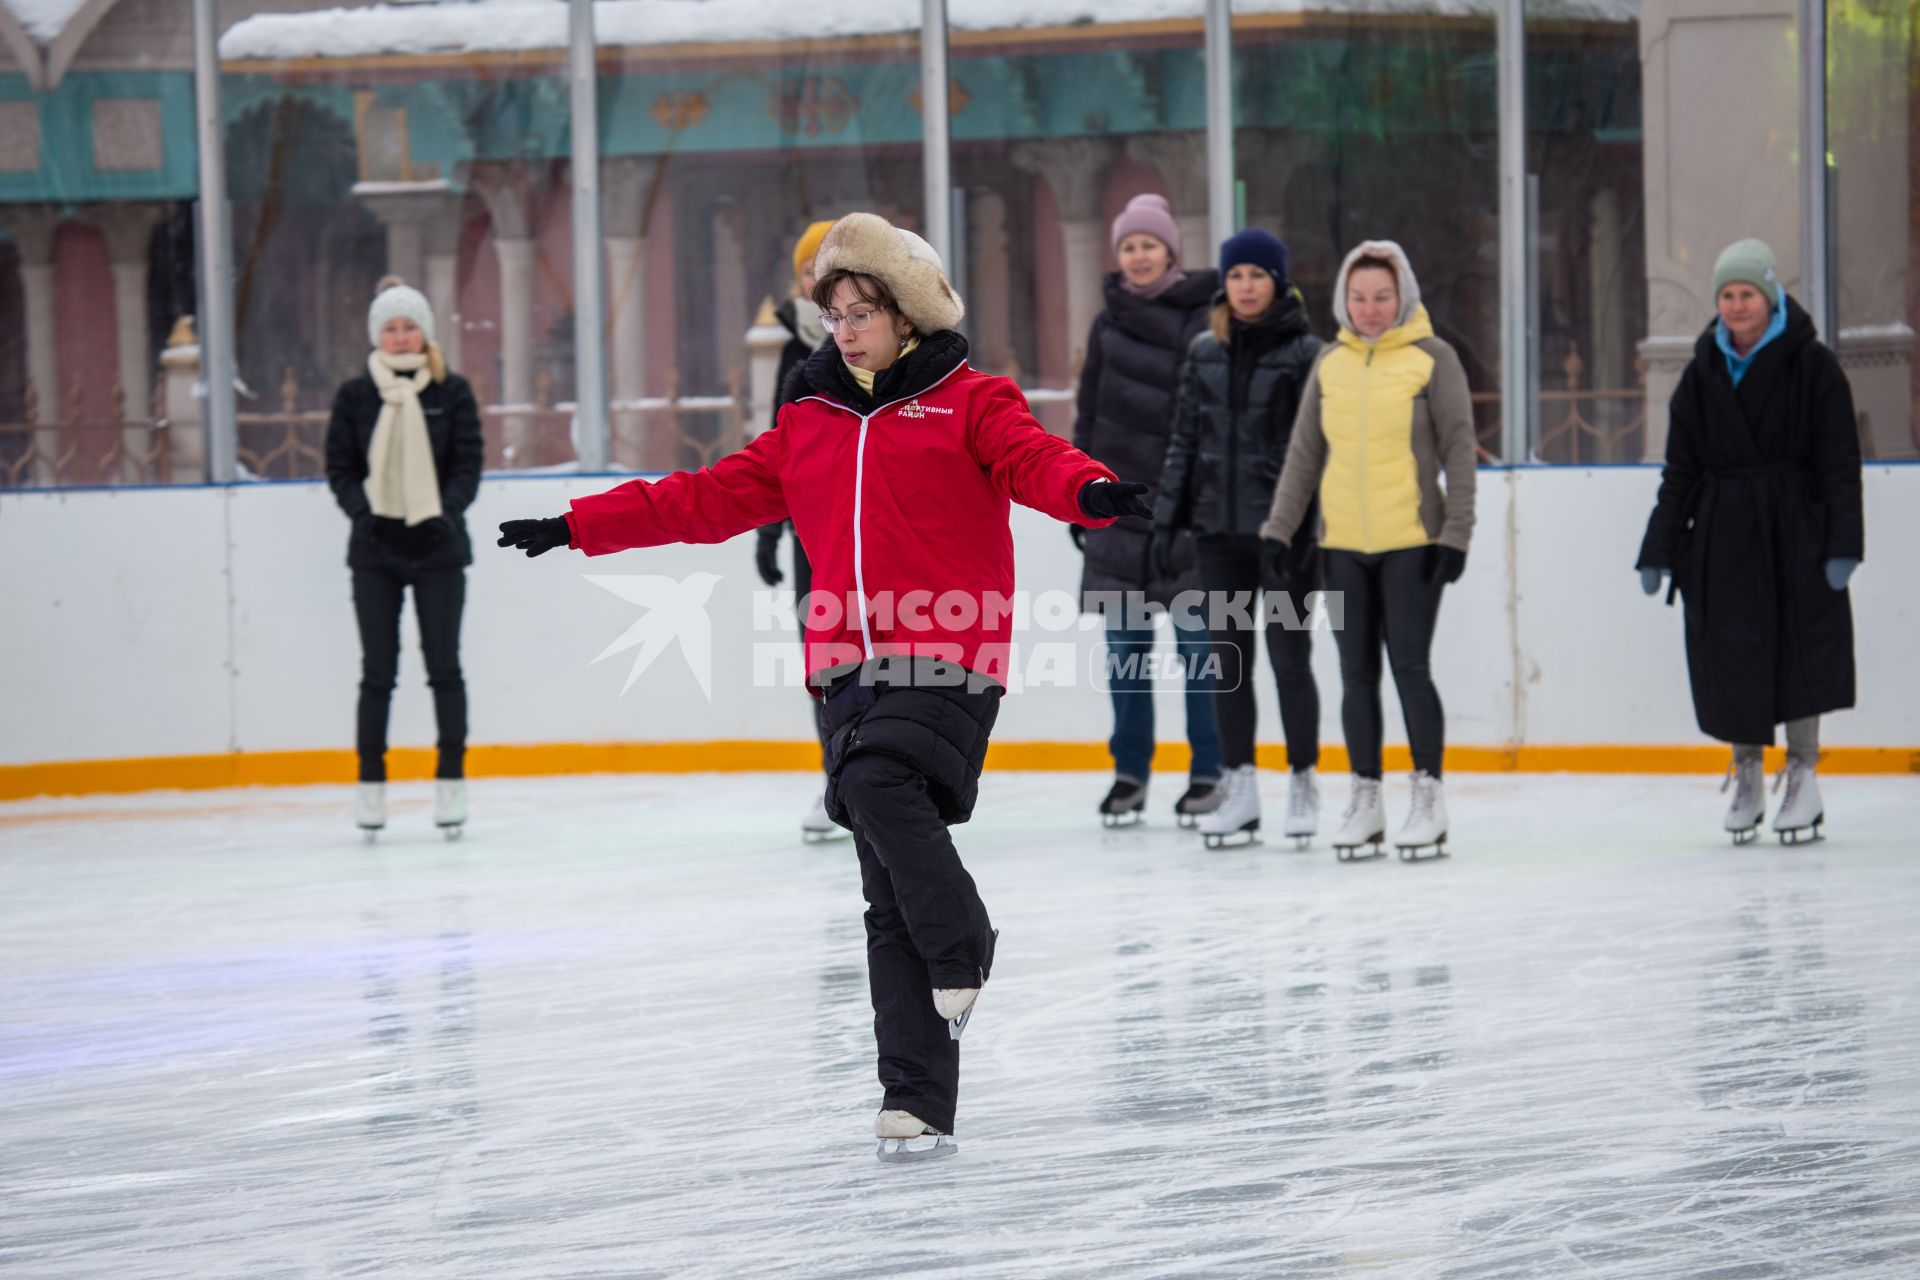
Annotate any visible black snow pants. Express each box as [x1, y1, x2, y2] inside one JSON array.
[[351, 565, 467, 782], [819, 657, 1002, 1135]]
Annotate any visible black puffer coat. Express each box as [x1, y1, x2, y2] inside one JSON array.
[[1157, 290, 1322, 541], [1073, 269, 1218, 609], [324, 370, 485, 571], [1636, 297, 1863, 744]]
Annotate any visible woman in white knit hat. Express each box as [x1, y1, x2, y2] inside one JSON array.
[[498, 212, 1148, 1162], [324, 275, 485, 840]]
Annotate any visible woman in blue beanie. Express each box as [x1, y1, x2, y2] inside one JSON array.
[[1635, 238, 1863, 845], [1154, 228, 1324, 849]]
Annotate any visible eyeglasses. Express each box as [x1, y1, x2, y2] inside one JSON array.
[[820, 307, 886, 334]]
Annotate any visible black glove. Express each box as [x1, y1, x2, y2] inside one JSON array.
[[1425, 544, 1467, 585], [1261, 538, 1295, 589], [1068, 524, 1087, 553], [1079, 479, 1153, 522], [497, 516, 572, 558], [754, 526, 785, 586], [1148, 528, 1176, 580]]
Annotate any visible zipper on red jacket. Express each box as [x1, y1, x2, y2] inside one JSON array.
[[792, 360, 973, 664]]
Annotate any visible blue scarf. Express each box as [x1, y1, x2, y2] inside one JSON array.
[[1715, 304, 1787, 388]]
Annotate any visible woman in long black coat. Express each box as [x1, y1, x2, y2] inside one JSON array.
[[1072, 194, 1221, 828], [1636, 238, 1862, 845]]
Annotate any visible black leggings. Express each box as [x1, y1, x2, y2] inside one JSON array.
[[352, 566, 467, 782], [1323, 547, 1445, 779], [790, 534, 829, 759], [1195, 534, 1320, 771]]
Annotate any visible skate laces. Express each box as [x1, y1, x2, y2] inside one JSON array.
[[1408, 774, 1435, 824], [1342, 779, 1376, 822], [1288, 772, 1315, 819]]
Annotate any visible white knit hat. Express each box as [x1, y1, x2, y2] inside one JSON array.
[[367, 282, 435, 347], [814, 212, 965, 335]]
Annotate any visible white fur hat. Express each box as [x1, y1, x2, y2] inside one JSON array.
[[814, 212, 965, 335], [368, 281, 436, 347]]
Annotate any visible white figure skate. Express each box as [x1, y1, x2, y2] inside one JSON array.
[[1281, 767, 1320, 848], [355, 782, 386, 844], [801, 790, 847, 844], [1771, 756, 1824, 845], [434, 779, 467, 840], [875, 1109, 957, 1164], [1395, 771, 1449, 860], [1197, 764, 1260, 850], [1723, 757, 1764, 846], [1331, 776, 1386, 861]]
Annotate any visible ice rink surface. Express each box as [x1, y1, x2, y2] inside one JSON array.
[[3, 770, 1918, 1280]]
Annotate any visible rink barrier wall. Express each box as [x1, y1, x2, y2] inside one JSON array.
[[4, 742, 1916, 802], [3, 466, 1916, 801]]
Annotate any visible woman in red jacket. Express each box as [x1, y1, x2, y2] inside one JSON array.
[[498, 213, 1147, 1163]]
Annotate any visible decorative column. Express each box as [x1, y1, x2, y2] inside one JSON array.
[[1012, 138, 1115, 375], [356, 179, 466, 373], [965, 187, 1016, 375], [1587, 189, 1628, 394], [6, 210, 61, 485], [94, 203, 166, 482], [745, 297, 788, 439], [466, 161, 539, 463], [1125, 132, 1211, 267], [602, 156, 658, 468], [1637, 0, 1799, 456]]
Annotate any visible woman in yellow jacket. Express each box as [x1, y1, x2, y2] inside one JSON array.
[[1259, 241, 1477, 858]]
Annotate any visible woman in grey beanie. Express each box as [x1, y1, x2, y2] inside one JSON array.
[[324, 276, 485, 840], [1635, 238, 1863, 846]]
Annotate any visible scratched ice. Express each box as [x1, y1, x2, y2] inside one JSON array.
[[3, 772, 1918, 1279]]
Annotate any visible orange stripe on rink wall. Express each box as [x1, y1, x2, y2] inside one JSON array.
[[2, 742, 1916, 802]]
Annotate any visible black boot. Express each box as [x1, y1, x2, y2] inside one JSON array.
[[1099, 776, 1147, 828]]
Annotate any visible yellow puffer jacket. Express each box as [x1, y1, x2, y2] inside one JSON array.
[[1262, 305, 1479, 555]]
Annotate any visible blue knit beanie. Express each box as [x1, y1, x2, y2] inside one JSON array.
[[1219, 228, 1289, 287]]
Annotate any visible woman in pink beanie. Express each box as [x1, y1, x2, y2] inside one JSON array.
[[1072, 193, 1223, 829]]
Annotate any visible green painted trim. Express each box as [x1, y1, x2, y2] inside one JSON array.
[[0, 71, 197, 203]]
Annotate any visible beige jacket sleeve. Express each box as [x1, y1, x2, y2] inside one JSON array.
[[1260, 357, 1329, 545], [1425, 342, 1478, 553]]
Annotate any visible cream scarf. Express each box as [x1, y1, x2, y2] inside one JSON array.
[[363, 351, 442, 525]]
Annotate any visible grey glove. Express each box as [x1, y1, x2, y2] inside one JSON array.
[[1640, 567, 1665, 596]]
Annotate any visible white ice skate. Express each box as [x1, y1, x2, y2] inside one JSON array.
[[1771, 756, 1824, 845], [1722, 757, 1764, 845], [1173, 777, 1222, 829], [1197, 764, 1260, 850], [1099, 775, 1147, 828], [1282, 767, 1320, 848], [1331, 776, 1386, 860], [875, 1109, 957, 1163], [434, 779, 467, 840], [933, 987, 978, 1041], [801, 790, 847, 844], [355, 782, 386, 844], [1395, 771, 1448, 860]]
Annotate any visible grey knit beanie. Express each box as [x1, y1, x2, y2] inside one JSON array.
[[1711, 239, 1780, 309]]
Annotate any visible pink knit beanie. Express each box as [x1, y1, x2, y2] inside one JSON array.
[[1110, 194, 1181, 260]]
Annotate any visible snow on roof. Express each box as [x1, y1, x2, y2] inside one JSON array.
[[3, 0, 93, 45], [220, 0, 1638, 63]]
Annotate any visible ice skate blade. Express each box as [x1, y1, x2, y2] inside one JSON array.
[[1176, 812, 1198, 829], [1729, 825, 1760, 846], [1334, 836, 1386, 861], [1397, 836, 1448, 862], [1290, 835, 1312, 851], [1201, 828, 1260, 851], [801, 827, 847, 844], [947, 1003, 974, 1042], [1101, 810, 1145, 829], [1777, 819, 1824, 846], [359, 828, 382, 846], [876, 1135, 958, 1164]]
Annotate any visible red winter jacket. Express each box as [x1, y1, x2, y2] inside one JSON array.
[[566, 337, 1117, 687]]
